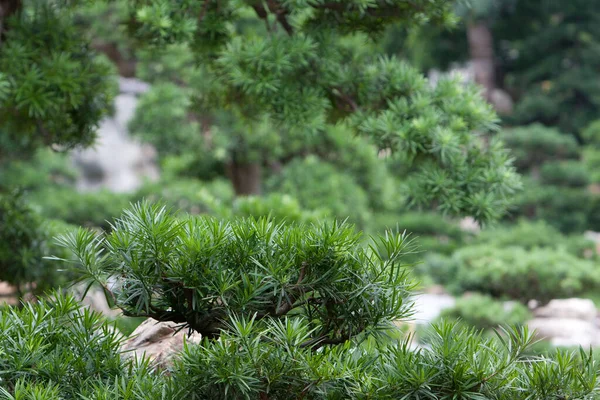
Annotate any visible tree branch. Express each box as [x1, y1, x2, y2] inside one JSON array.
[[331, 88, 359, 112], [266, 0, 293, 35], [252, 0, 293, 36]]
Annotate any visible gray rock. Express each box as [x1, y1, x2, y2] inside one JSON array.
[[533, 298, 597, 321], [411, 293, 456, 325], [121, 318, 202, 368], [72, 92, 159, 193], [118, 77, 151, 95], [528, 318, 600, 347]]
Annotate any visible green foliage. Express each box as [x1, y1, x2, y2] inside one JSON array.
[[583, 147, 600, 184], [58, 201, 416, 343], [427, 244, 600, 303], [0, 293, 164, 399], [0, 3, 116, 159], [232, 193, 327, 224], [583, 119, 600, 145], [128, 83, 204, 157], [540, 160, 590, 188], [267, 156, 371, 228], [371, 211, 465, 264], [475, 219, 595, 258], [500, 0, 600, 137], [509, 179, 592, 233], [120, 0, 520, 222], [29, 187, 132, 231], [440, 293, 531, 331], [498, 124, 580, 171], [313, 124, 399, 211], [133, 178, 233, 217], [0, 192, 73, 297], [3, 296, 599, 398], [0, 148, 77, 191]]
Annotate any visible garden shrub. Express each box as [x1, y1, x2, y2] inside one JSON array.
[[0, 192, 74, 297], [432, 245, 600, 303], [128, 83, 204, 158], [29, 187, 132, 231], [232, 193, 328, 224], [266, 156, 371, 228], [0, 148, 77, 191], [25, 203, 596, 398], [133, 178, 233, 218], [0, 294, 165, 399], [508, 179, 591, 233], [439, 293, 532, 331], [475, 219, 595, 258], [539, 160, 590, 188], [498, 124, 580, 171]]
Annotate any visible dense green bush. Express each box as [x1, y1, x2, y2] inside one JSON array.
[[539, 160, 590, 188], [475, 219, 595, 258], [29, 203, 597, 399], [316, 125, 398, 211], [508, 179, 591, 233], [0, 3, 117, 161], [371, 211, 465, 263], [133, 178, 233, 217], [29, 187, 131, 231], [0, 294, 164, 399], [59, 202, 414, 340], [0, 149, 77, 191], [439, 293, 531, 331], [427, 245, 600, 303], [267, 156, 371, 228], [232, 193, 327, 224], [3, 293, 600, 399], [0, 192, 73, 297], [498, 124, 580, 171], [128, 83, 204, 158]]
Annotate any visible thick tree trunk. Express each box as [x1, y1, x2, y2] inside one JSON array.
[[467, 21, 495, 102], [93, 42, 137, 77], [228, 161, 262, 196]]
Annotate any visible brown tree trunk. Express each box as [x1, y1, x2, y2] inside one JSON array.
[[93, 42, 137, 77], [467, 21, 495, 102], [0, 0, 21, 45], [227, 161, 262, 196]]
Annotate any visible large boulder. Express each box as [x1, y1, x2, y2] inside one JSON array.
[[121, 318, 202, 368], [533, 298, 597, 321], [528, 318, 600, 348], [528, 298, 600, 347]]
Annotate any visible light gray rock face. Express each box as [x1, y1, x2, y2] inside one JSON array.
[[528, 318, 600, 348], [528, 298, 600, 347], [121, 318, 202, 368], [533, 298, 597, 321], [411, 292, 456, 325], [71, 78, 159, 193]]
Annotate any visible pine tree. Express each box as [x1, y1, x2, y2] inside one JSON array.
[[108, 0, 520, 219]]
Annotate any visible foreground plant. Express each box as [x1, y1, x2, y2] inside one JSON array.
[[9, 202, 588, 399]]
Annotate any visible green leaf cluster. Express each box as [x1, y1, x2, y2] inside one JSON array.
[[425, 244, 600, 304], [439, 293, 531, 331], [57, 202, 416, 342], [0, 2, 117, 159]]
